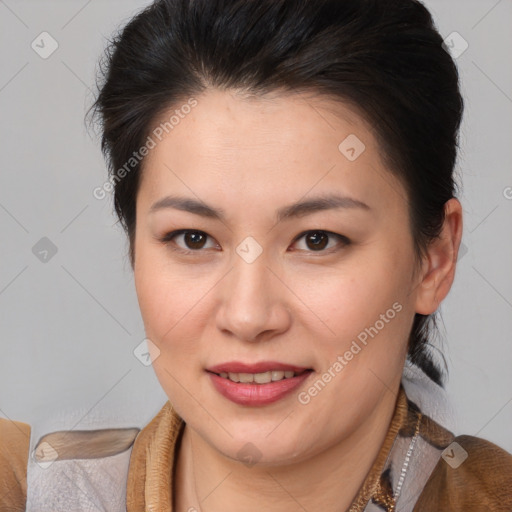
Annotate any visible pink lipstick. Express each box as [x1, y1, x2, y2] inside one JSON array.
[[206, 361, 313, 406]]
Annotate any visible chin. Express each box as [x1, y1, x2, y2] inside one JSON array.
[[203, 423, 313, 467]]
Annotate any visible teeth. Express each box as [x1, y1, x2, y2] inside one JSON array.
[[218, 370, 302, 383], [254, 371, 272, 384], [271, 370, 285, 381], [239, 373, 254, 383]]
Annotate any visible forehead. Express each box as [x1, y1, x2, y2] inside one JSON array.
[[138, 88, 404, 215], [146, 88, 373, 159]]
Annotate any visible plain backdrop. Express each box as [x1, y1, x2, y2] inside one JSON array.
[[1, 0, 511, 452]]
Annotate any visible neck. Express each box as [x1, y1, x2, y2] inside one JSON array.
[[174, 389, 400, 512]]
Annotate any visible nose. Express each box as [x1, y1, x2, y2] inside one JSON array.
[[215, 252, 292, 343]]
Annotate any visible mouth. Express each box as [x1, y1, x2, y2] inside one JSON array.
[[207, 368, 312, 384], [205, 361, 314, 406], [206, 361, 313, 383]]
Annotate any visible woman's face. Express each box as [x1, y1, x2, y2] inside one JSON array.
[[134, 89, 422, 465]]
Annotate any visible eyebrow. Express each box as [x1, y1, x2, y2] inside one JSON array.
[[149, 193, 370, 223]]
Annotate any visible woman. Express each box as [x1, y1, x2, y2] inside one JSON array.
[[1, 0, 511, 510]]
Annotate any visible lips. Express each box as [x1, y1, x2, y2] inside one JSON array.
[[206, 361, 314, 406]]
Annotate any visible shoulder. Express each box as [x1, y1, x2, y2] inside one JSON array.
[[414, 434, 512, 511], [0, 417, 31, 511]]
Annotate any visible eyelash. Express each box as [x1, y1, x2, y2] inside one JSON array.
[[158, 229, 351, 256]]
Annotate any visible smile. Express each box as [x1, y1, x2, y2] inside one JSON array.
[[215, 369, 307, 384], [206, 363, 314, 406]]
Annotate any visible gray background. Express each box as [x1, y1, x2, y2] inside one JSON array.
[[1, 0, 511, 452]]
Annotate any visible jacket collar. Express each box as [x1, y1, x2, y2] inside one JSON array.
[[126, 385, 441, 511]]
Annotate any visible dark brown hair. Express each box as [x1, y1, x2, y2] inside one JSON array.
[[90, 0, 464, 385]]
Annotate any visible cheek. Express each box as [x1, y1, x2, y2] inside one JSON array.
[[303, 259, 410, 334], [133, 242, 215, 363], [135, 268, 202, 343], [133, 255, 210, 406], [299, 248, 413, 378], [134, 244, 183, 344]]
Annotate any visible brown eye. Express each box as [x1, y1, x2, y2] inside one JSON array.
[[305, 232, 329, 251], [292, 230, 350, 253], [182, 231, 207, 249], [160, 229, 218, 252], [159, 229, 349, 255]]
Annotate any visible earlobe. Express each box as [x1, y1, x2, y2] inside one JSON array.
[[415, 198, 463, 315]]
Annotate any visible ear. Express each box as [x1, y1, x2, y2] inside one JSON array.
[[415, 198, 463, 315]]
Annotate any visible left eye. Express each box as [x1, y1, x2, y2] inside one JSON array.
[[159, 229, 349, 254], [291, 230, 350, 252]]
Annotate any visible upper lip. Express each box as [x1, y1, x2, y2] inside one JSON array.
[[207, 361, 311, 374]]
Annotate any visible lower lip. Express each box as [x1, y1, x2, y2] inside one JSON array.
[[207, 371, 313, 406]]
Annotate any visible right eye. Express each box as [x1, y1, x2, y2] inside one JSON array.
[[159, 229, 220, 254]]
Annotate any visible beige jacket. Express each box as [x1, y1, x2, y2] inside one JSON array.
[[1, 387, 512, 511]]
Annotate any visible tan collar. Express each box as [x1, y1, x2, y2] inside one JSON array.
[[126, 388, 410, 512], [126, 398, 184, 511]]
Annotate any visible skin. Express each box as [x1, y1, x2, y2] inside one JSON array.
[[133, 88, 463, 511]]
